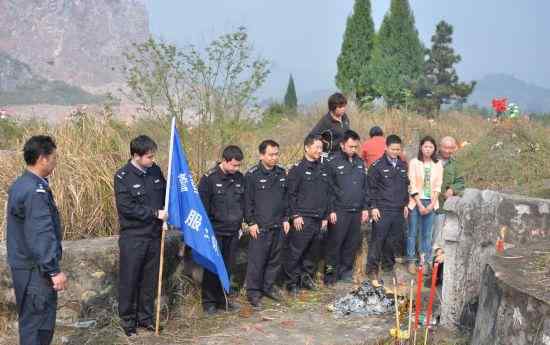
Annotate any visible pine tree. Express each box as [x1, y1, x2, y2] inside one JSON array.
[[335, 0, 376, 100], [284, 74, 298, 110], [421, 21, 476, 114], [367, 0, 425, 108]]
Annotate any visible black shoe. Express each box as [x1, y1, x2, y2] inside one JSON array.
[[248, 296, 262, 308], [300, 275, 318, 290], [263, 289, 284, 302], [287, 285, 299, 298], [203, 304, 218, 315], [324, 274, 337, 286], [123, 328, 137, 337]]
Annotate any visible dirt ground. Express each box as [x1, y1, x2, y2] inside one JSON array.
[[0, 264, 467, 345]]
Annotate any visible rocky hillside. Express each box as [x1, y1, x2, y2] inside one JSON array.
[[0, 0, 149, 88]]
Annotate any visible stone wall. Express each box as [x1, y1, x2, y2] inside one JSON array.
[[0, 231, 182, 326], [441, 189, 550, 329]]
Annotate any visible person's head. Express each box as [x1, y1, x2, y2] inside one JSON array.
[[385, 134, 402, 159], [259, 139, 280, 169], [220, 145, 243, 175], [340, 130, 361, 158], [304, 134, 323, 161], [130, 135, 158, 168], [369, 126, 384, 138], [23, 135, 58, 177], [439, 136, 457, 160], [328, 93, 347, 118], [418, 136, 438, 163]]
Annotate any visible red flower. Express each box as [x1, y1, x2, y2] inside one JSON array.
[[491, 98, 507, 113]]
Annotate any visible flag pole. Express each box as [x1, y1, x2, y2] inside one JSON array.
[[155, 117, 176, 336]]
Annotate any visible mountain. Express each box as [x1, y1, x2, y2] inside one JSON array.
[[468, 74, 550, 114], [0, 0, 149, 88]]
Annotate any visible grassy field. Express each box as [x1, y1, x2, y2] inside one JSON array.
[[1, 104, 549, 240]]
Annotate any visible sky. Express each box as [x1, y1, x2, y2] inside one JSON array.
[[144, 0, 550, 101]]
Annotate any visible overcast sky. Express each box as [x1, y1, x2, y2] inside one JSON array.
[[144, 0, 550, 100]]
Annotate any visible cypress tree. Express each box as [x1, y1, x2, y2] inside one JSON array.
[[335, 0, 376, 100], [284, 74, 298, 110], [367, 0, 425, 108]]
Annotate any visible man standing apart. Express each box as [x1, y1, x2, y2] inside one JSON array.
[[7, 135, 66, 345], [114, 135, 167, 337], [198, 145, 244, 314], [309, 93, 350, 157], [244, 140, 290, 308], [366, 135, 410, 286], [325, 130, 369, 285], [432, 136, 465, 253], [285, 135, 330, 295]]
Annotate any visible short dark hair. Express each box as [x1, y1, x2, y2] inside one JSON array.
[[304, 134, 322, 148], [342, 130, 361, 143], [130, 135, 158, 156], [417, 135, 438, 163], [258, 139, 279, 154], [369, 126, 384, 138], [23, 135, 57, 166], [328, 93, 347, 112], [386, 134, 402, 146], [222, 145, 243, 162]]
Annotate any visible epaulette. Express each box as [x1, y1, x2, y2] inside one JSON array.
[[276, 164, 286, 171], [116, 170, 128, 180], [371, 159, 381, 167], [204, 167, 217, 177], [247, 165, 259, 174]]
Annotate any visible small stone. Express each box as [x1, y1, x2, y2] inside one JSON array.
[[80, 290, 97, 303], [91, 271, 105, 279]]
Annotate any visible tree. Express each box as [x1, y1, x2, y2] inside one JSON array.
[[335, 0, 376, 100], [419, 21, 476, 115], [284, 74, 298, 110], [366, 0, 424, 108]]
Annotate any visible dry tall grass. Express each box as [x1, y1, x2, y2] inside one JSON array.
[[1, 105, 549, 240]]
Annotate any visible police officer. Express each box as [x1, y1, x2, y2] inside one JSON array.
[[308, 93, 350, 157], [198, 145, 245, 315], [284, 134, 330, 295], [114, 135, 167, 337], [244, 140, 290, 308], [324, 130, 369, 285], [366, 134, 410, 286], [6, 135, 66, 345]]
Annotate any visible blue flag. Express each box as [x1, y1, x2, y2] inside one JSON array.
[[166, 119, 230, 292]]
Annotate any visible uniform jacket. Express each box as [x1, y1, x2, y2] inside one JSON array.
[[287, 158, 331, 219], [367, 154, 410, 211], [326, 151, 369, 212]]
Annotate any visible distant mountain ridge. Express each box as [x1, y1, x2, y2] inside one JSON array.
[[468, 74, 550, 113]]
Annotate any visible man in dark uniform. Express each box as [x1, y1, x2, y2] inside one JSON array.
[[244, 140, 290, 308], [6, 135, 66, 345], [325, 130, 369, 285], [114, 135, 167, 337], [198, 145, 244, 315], [284, 134, 330, 295], [308, 92, 350, 157], [366, 134, 410, 286]]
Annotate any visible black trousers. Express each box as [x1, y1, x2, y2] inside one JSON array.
[[325, 210, 362, 279], [201, 233, 239, 308], [366, 209, 405, 274], [118, 236, 160, 330], [245, 227, 283, 299], [283, 217, 322, 287], [11, 269, 57, 345]]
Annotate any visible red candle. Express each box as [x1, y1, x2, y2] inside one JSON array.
[[425, 262, 440, 327], [414, 265, 423, 330]]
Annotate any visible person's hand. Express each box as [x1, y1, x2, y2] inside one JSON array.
[[371, 209, 381, 222], [283, 221, 290, 235], [51, 272, 68, 291], [361, 210, 369, 224], [157, 210, 168, 221], [293, 217, 304, 231], [418, 205, 429, 215], [249, 224, 259, 239], [403, 207, 409, 219], [426, 203, 434, 212], [329, 212, 337, 224], [321, 220, 328, 231], [444, 188, 454, 199]]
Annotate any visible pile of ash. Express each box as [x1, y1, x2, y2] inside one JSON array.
[[328, 280, 395, 316]]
